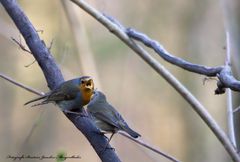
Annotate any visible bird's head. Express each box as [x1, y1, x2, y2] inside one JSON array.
[[79, 76, 95, 105], [79, 76, 94, 92]]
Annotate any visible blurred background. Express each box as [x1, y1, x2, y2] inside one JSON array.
[[0, 0, 240, 161]]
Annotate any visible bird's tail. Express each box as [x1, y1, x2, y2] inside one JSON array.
[[24, 95, 47, 106], [121, 123, 141, 138]]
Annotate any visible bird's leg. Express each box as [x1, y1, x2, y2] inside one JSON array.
[[92, 131, 109, 141], [108, 133, 115, 145], [100, 133, 115, 154]]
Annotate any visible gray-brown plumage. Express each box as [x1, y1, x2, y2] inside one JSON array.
[[24, 76, 94, 113], [87, 90, 141, 144]]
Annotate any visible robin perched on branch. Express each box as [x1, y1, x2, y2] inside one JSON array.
[[87, 90, 141, 151], [25, 76, 94, 114]]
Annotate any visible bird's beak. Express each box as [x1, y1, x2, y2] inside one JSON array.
[[85, 79, 94, 90]]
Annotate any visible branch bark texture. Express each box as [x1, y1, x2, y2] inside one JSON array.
[[0, 0, 120, 161]]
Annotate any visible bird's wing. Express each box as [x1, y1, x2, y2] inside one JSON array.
[[91, 111, 120, 129], [112, 108, 132, 130], [47, 85, 79, 101], [25, 80, 80, 106]]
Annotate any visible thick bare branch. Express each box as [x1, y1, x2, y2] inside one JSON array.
[[0, 0, 120, 161], [126, 28, 223, 76], [125, 28, 240, 94], [105, 14, 240, 94], [218, 66, 240, 92]]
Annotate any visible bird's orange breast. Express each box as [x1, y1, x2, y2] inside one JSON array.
[[82, 89, 93, 105]]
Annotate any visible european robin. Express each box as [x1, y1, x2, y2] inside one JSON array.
[[25, 76, 94, 114], [87, 90, 140, 150]]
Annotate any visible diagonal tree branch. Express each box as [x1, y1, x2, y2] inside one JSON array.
[[119, 132, 179, 162], [68, 0, 240, 161], [224, 31, 237, 147], [0, 73, 180, 162], [0, 0, 120, 161], [0, 73, 43, 96]]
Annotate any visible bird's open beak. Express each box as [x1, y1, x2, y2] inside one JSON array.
[[85, 79, 94, 90]]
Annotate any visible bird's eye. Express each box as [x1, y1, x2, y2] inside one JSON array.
[[81, 80, 85, 84], [86, 82, 91, 86]]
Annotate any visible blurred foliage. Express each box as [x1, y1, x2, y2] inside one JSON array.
[[0, 0, 239, 162]]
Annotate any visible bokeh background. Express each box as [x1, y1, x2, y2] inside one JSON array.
[[0, 0, 240, 162]]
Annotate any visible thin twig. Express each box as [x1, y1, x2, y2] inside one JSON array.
[[36, 29, 44, 34], [68, 0, 240, 161], [0, 73, 46, 148], [11, 37, 37, 67], [234, 106, 240, 113], [48, 39, 54, 52], [202, 77, 218, 85], [24, 59, 37, 67], [20, 110, 45, 150], [11, 37, 32, 54], [0, 73, 44, 96], [119, 132, 180, 162], [24, 39, 54, 68]]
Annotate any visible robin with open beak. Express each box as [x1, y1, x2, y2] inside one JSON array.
[[87, 90, 141, 151], [25, 76, 94, 114]]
